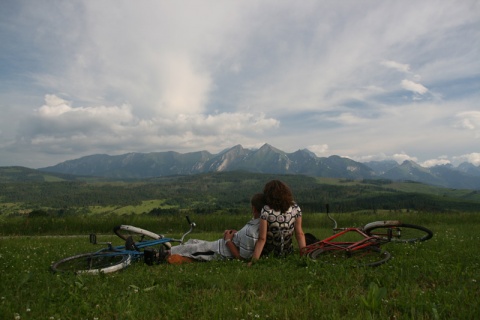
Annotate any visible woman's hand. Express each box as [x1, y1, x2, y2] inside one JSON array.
[[223, 229, 237, 241]]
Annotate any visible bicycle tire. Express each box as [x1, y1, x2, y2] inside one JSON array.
[[365, 223, 433, 243], [114, 225, 172, 250], [114, 225, 162, 241], [51, 252, 132, 274], [307, 244, 391, 267]]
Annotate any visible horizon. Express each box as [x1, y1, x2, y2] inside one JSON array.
[[15, 143, 480, 169], [1, 1, 479, 168]]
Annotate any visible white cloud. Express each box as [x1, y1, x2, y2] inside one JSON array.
[[381, 60, 410, 73], [421, 158, 451, 167], [307, 144, 329, 156], [390, 153, 418, 164], [453, 153, 480, 166], [16, 95, 280, 157], [349, 152, 418, 164], [327, 113, 368, 125], [401, 79, 428, 95], [455, 111, 480, 131]]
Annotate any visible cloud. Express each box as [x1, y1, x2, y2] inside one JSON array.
[[455, 111, 480, 131], [453, 153, 480, 166], [401, 79, 428, 95], [349, 152, 418, 164], [381, 60, 410, 73], [307, 144, 329, 156], [421, 158, 451, 167], [15, 95, 279, 156], [326, 112, 369, 125]]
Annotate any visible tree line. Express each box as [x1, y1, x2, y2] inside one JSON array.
[[1, 171, 479, 217]]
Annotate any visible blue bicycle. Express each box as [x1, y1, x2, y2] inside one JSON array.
[[51, 216, 196, 274]]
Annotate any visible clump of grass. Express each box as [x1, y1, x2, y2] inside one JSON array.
[[361, 282, 387, 318]]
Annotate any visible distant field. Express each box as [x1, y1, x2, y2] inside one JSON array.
[[87, 199, 175, 215], [0, 212, 478, 319]]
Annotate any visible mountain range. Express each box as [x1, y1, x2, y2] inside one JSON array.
[[39, 143, 480, 190]]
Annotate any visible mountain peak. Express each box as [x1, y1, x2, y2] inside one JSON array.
[[400, 160, 424, 169], [257, 143, 284, 154], [258, 143, 274, 150], [35, 144, 480, 189]]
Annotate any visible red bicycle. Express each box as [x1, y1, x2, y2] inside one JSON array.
[[301, 205, 433, 267]]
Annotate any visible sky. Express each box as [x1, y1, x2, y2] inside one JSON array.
[[1, 0, 479, 168]]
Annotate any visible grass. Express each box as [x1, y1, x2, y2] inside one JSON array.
[[0, 212, 479, 319]]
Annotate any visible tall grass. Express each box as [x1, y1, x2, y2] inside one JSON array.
[[0, 212, 254, 236], [0, 212, 478, 319]]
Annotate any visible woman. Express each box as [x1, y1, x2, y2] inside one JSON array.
[[250, 180, 306, 262]]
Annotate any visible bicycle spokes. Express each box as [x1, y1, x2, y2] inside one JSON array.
[[366, 224, 433, 243]]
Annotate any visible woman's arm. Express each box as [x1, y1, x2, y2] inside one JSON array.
[[294, 216, 306, 254], [248, 219, 267, 265], [224, 229, 241, 259]]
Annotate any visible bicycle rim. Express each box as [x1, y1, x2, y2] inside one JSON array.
[[365, 223, 433, 243], [114, 225, 171, 249], [51, 252, 132, 274], [114, 225, 161, 241], [113, 225, 172, 250], [308, 245, 391, 267]]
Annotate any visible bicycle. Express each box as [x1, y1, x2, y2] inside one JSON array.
[[301, 205, 433, 267], [51, 216, 196, 274]]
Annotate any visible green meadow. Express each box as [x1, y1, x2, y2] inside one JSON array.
[[1, 212, 479, 319]]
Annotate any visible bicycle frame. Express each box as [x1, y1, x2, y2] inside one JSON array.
[[89, 216, 197, 261], [301, 205, 389, 257], [51, 216, 197, 274], [302, 226, 385, 257]]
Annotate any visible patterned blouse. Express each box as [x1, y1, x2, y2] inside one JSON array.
[[260, 203, 302, 256]]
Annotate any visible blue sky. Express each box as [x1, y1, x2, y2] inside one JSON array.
[[1, 0, 479, 168]]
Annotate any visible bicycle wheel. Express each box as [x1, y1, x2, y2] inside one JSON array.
[[365, 223, 433, 243], [308, 244, 391, 267], [114, 225, 171, 249], [114, 225, 162, 241], [51, 252, 132, 274]]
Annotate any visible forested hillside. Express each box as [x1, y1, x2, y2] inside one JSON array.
[[1, 169, 479, 216]]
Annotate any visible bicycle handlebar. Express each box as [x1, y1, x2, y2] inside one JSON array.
[[326, 204, 338, 231], [180, 215, 196, 243]]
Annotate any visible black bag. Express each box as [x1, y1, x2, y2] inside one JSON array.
[[305, 233, 319, 245], [143, 248, 156, 266]]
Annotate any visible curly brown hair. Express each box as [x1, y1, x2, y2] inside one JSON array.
[[263, 180, 294, 212]]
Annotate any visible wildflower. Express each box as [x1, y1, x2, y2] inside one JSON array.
[[14, 313, 21, 320]]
